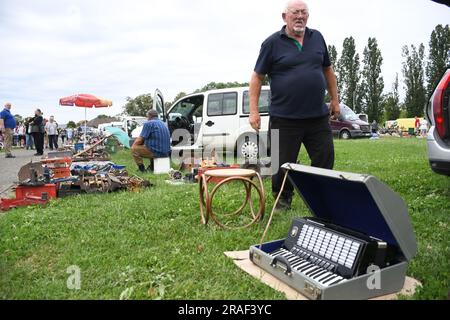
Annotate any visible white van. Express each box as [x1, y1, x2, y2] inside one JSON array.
[[132, 87, 271, 159]]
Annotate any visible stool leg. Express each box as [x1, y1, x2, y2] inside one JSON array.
[[246, 177, 265, 224], [255, 172, 266, 221], [245, 180, 257, 219], [208, 176, 265, 230], [222, 179, 253, 218], [247, 174, 266, 220], [199, 175, 210, 225]]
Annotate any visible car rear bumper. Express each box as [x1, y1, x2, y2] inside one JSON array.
[[427, 127, 450, 175], [429, 161, 450, 176]]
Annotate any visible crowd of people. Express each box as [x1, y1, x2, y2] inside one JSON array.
[[0, 103, 76, 158]]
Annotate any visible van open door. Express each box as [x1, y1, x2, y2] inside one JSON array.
[[153, 89, 167, 122]]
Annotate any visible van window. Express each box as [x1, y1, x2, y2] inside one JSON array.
[[243, 90, 270, 114], [207, 92, 237, 116], [169, 95, 204, 120]]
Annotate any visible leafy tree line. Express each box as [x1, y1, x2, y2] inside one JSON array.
[[329, 24, 449, 123]]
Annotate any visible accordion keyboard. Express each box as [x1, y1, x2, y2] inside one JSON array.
[[267, 217, 391, 286]]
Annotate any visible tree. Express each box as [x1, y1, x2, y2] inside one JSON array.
[[66, 121, 77, 128], [325, 45, 339, 103], [361, 37, 384, 122], [426, 24, 450, 98], [194, 81, 249, 93], [173, 92, 187, 102], [337, 37, 360, 110], [402, 44, 426, 117], [123, 94, 153, 117], [383, 74, 401, 121], [328, 45, 338, 70], [87, 116, 120, 128]]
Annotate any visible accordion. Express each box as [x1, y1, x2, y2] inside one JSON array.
[[250, 164, 417, 300]]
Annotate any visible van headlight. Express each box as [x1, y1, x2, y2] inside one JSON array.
[[352, 124, 361, 130]]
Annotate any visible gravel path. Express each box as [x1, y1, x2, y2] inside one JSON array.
[[0, 149, 46, 196]]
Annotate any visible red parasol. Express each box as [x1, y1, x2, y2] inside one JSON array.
[[59, 94, 113, 147], [59, 94, 112, 108]]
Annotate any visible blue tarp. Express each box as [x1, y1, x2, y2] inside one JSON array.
[[105, 127, 131, 149]]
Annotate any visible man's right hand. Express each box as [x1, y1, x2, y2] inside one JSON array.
[[249, 72, 265, 133], [249, 111, 261, 132]]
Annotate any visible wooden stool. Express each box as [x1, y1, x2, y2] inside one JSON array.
[[199, 168, 265, 230]]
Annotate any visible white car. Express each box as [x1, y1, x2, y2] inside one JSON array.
[[425, 68, 450, 176], [133, 87, 271, 160]]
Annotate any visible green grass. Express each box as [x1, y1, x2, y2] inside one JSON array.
[[0, 138, 449, 300]]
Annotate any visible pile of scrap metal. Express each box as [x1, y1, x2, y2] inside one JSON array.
[[78, 174, 151, 194], [0, 162, 57, 211], [0, 159, 152, 212], [72, 136, 112, 162], [59, 161, 152, 196], [165, 169, 192, 185], [73, 149, 111, 162]]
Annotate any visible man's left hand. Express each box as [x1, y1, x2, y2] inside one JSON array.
[[329, 100, 340, 119]]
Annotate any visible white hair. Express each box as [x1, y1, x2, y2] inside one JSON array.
[[284, 0, 309, 14]]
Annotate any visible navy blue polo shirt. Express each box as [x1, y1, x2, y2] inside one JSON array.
[[0, 108, 16, 129], [254, 26, 331, 120], [140, 119, 171, 157]]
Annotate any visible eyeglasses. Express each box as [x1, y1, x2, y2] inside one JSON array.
[[286, 8, 309, 17]]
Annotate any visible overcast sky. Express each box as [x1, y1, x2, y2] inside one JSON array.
[[1, 0, 449, 124]]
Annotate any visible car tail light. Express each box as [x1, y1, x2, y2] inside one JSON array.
[[433, 71, 450, 139]]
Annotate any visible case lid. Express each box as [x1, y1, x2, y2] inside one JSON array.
[[282, 163, 417, 261]]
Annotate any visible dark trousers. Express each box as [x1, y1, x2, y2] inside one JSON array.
[[270, 115, 335, 199], [32, 132, 44, 155], [48, 135, 58, 150]]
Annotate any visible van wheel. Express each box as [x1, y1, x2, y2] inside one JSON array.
[[340, 130, 351, 140], [237, 134, 260, 161]]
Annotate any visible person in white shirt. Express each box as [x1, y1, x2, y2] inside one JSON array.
[[66, 127, 73, 144], [13, 125, 19, 147], [45, 116, 59, 150], [420, 119, 428, 137], [17, 123, 26, 147]]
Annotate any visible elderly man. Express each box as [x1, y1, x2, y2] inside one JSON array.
[[249, 0, 340, 211], [131, 109, 171, 173], [0, 102, 17, 158], [45, 116, 59, 150]]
